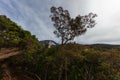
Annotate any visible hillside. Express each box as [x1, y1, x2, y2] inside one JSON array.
[[1, 43, 119, 80], [0, 15, 120, 80], [0, 15, 41, 79]]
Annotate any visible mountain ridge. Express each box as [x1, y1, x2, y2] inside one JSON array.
[[39, 40, 59, 46]]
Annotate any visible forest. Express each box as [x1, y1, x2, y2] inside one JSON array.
[[0, 7, 120, 80]]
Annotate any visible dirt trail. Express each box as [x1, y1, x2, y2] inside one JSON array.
[[0, 48, 21, 60]]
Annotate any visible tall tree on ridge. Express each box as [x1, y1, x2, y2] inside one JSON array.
[[50, 6, 97, 45]]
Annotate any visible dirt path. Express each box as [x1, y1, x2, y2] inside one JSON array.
[[0, 48, 21, 60]]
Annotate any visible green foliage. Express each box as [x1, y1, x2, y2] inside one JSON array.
[[5, 43, 120, 80], [0, 15, 119, 80], [0, 15, 41, 53], [40, 44, 120, 80], [0, 15, 42, 79]]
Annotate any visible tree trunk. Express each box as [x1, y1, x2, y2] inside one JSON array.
[[44, 65, 48, 80], [61, 37, 64, 45], [65, 59, 68, 80], [58, 64, 63, 80]]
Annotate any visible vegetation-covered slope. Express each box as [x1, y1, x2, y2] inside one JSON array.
[[0, 15, 41, 52], [4, 43, 120, 80], [0, 15, 41, 79], [0, 15, 120, 80], [33, 44, 120, 80]]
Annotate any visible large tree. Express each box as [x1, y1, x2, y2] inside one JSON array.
[[50, 6, 97, 45]]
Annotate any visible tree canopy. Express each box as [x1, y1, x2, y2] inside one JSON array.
[[50, 6, 97, 44]]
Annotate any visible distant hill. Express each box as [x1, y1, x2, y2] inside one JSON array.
[[39, 40, 120, 49], [88, 44, 120, 50], [40, 40, 59, 46]]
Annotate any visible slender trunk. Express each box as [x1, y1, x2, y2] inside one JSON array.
[[58, 64, 63, 80], [65, 71, 68, 80], [61, 37, 64, 45], [65, 58, 68, 80], [44, 64, 48, 80]]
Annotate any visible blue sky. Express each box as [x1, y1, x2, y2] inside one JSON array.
[[0, 0, 120, 44]]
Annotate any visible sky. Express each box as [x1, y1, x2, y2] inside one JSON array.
[[0, 0, 120, 44]]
